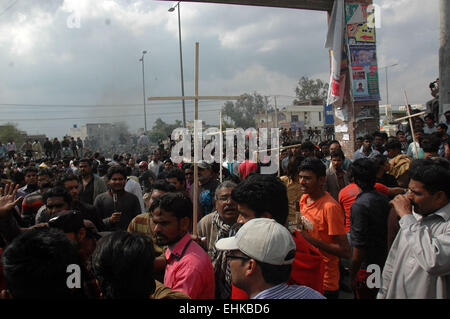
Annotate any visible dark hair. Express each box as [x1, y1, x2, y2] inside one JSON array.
[[98, 164, 109, 176], [37, 168, 53, 178], [430, 157, 450, 170], [437, 123, 448, 131], [23, 166, 38, 176], [396, 130, 405, 136], [424, 113, 434, 121], [107, 166, 127, 180], [2, 228, 83, 299], [58, 173, 79, 186], [231, 174, 289, 226], [181, 163, 193, 171], [329, 140, 341, 147], [409, 159, 450, 198], [150, 192, 192, 220], [151, 179, 176, 193], [300, 141, 316, 152], [319, 141, 329, 148], [420, 134, 441, 153], [385, 140, 402, 151], [88, 231, 156, 299], [299, 157, 326, 178], [165, 168, 185, 183], [224, 174, 241, 184], [43, 186, 72, 206], [79, 158, 92, 166], [373, 131, 384, 139], [286, 155, 305, 180], [373, 154, 388, 169], [414, 117, 424, 124], [349, 158, 377, 192], [363, 134, 373, 142], [330, 149, 345, 160], [48, 210, 84, 234], [256, 260, 292, 286]]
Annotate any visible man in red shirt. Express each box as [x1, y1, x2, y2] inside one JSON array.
[[238, 149, 258, 180]]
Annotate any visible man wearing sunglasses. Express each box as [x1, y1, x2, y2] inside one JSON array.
[[215, 218, 324, 299]]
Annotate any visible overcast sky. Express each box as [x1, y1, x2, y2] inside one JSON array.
[[0, 0, 440, 138]]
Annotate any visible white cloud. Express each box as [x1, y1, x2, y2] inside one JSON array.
[[0, 0, 441, 137], [0, 10, 54, 57]]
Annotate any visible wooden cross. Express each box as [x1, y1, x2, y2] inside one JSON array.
[[205, 113, 240, 182], [253, 142, 302, 177], [393, 89, 421, 158], [147, 42, 242, 236]]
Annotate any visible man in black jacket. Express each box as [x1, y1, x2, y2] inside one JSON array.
[[94, 166, 141, 231]]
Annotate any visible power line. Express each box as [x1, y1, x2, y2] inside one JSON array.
[[0, 108, 224, 122], [0, 100, 232, 108]]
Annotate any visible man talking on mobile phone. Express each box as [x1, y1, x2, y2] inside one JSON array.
[[94, 166, 141, 231]]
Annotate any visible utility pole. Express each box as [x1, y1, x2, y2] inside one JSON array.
[[439, 0, 450, 116], [274, 96, 278, 128]]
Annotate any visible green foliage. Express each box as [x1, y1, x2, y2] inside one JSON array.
[[221, 92, 266, 129], [294, 76, 329, 104], [147, 118, 183, 143], [0, 123, 24, 144]]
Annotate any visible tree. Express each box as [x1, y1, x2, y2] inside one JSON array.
[[0, 123, 25, 144], [147, 118, 183, 143], [111, 122, 130, 145], [294, 76, 329, 104], [222, 92, 266, 128]]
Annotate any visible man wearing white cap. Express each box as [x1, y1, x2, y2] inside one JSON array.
[[215, 218, 325, 299]]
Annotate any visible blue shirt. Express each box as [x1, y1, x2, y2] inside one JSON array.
[[252, 283, 325, 299], [353, 146, 380, 161]]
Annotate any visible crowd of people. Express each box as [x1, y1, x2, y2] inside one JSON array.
[[0, 110, 449, 300], [280, 126, 335, 145]]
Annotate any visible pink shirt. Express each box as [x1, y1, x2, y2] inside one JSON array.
[[164, 232, 215, 299]]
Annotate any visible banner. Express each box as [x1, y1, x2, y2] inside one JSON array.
[[324, 104, 335, 125], [325, 0, 345, 106], [345, 3, 380, 102], [349, 44, 380, 101]]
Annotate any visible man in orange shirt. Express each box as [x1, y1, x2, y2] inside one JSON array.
[[298, 157, 350, 299]]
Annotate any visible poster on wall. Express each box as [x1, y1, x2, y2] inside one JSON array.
[[345, 3, 380, 102], [345, 3, 376, 45], [349, 45, 380, 101]]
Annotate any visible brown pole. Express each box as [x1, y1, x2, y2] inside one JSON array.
[[193, 42, 199, 236], [403, 89, 419, 159]]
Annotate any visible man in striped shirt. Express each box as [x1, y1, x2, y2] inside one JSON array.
[[215, 218, 325, 299]]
